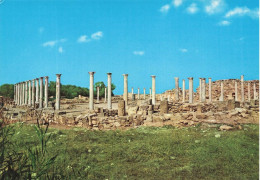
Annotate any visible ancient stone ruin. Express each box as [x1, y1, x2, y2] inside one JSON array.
[[1, 73, 259, 130]]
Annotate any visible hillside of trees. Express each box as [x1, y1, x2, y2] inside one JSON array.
[[0, 81, 116, 99]]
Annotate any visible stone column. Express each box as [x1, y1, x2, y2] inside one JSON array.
[[36, 78, 39, 103], [17, 84, 20, 105], [56, 74, 61, 110], [175, 77, 179, 101], [22, 82, 25, 105], [160, 100, 168, 114], [199, 78, 202, 102], [32, 80, 35, 107], [104, 87, 107, 103], [248, 82, 251, 101], [25, 81, 28, 105], [188, 77, 193, 104], [19, 83, 22, 105], [14, 84, 16, 103], [138, 88, 140, 99], [118, 100, 125, 116], [107, 73, 112, 109], [201, 78, 206, 102], [28, 80, 31, 106], [253, 82, 257, 100], [151, 75, 156, 105], [21, 82, 24, 105], [88, 72, 95, 110], [208, 78, 212, 102], [219, 80, 224, 101], [131, 87, 134, 101], [149, 88, 152, 99], [143, 88, 146, 100], [235, 80, 238, 101], [182, 79, 185, 103], [123, 74, 128, 105], [241, 75, 244, 102], [44, 76, 48, 108], [39, 77, 43, 108], [97, 86, 100, 103]]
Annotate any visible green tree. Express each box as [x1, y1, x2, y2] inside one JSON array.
[[94, 81, 116, 97], [0, 84, 14, 99]]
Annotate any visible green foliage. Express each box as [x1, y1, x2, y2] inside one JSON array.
[[94, 81, 116, 97], [0, 112, 57, 179], [2, 124, 259, 179], [0, 84, 14, 99], [49, 81, 89, 99]]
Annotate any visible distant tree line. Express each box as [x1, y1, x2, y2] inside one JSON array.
[[0, 81, 116, 99]]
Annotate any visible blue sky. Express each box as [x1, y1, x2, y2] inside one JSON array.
[[0, 0, 259, 95]]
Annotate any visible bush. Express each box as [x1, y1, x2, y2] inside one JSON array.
[[0, 84, 14, 99]]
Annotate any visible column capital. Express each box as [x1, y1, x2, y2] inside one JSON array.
[[143, 88, 146, 90], [40, 77, 44, 80], [174, 77, 179, 80], [35, 78, 39, 80], [151, 75, 156, 78], [208, 77, 212, 80], [107, 72, 112, 76], [188, 77, 193, 80], [44, 76, 49, 79], [88, 72, 95, 75], [201, 78, 206, 80], [123, 74, 128, 77], [56, 74, 62, 78]]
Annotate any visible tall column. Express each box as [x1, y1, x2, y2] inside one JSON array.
[[247, 82, 251, 101], [253, 82, 257, 100], [56, 74, 61, 110], [17, 83, 20, 105], [199, 78, 202, 102], [25, 81, 28, 105], [175, 77, 179, 101], [143, 88, 146, 100], [88, 72, 95, 110], [28, 80, 31, 106], [97, 86, 100, 103], [39, 77, 43, 108], [32, 79, 35, 107], [138, 88, 140, 99], [235, 80, 238, 101], [201, 78, 206, 102], [44, 76, 48, 108], [21, 82, 23, 105], [104, 87, 107, 103], [22, 82, 25, 105], [241, 75, 244, 102], [13, 84, 15, 103], [131, 87, 134, 94], [219, 80, 224, 101], [188, 77, 193, 104], [182, 79, 185, 103], [208, 78, 212, 102], [107, 73, 112, 109], [36, 78, 39, 103], [151, 75, 156, 105], [19, 83, 22, 105], [123, 74, 128, 105], [149, 88, 152, 99]]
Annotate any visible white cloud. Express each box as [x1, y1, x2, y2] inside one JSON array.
[[225, 7, 259, 19], [58, 47, 63, 53], [173, 0, 182, 7], [179, 48, 188, 53], [187, 3, 199, 14], [91, 31, 103, 40], [160, 4, 170, 13], [133, 51, 145, 56], [205, 0, 225, 15], [42, 40, 58, 47], [77, 35, 90, 43], [42, 38, 66, 47], [218, 20, 230, 26]]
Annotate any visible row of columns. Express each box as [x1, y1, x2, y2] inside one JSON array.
[[14, 74, 61, 110]]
